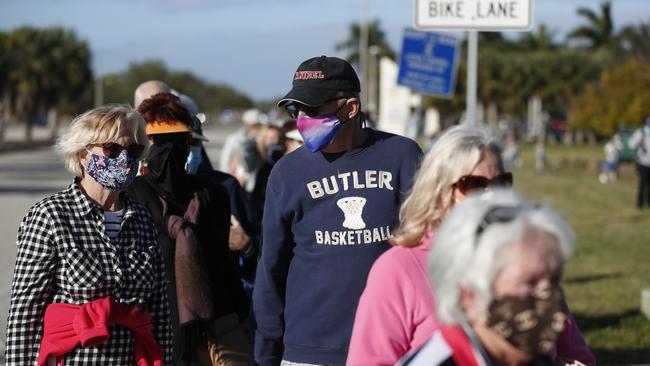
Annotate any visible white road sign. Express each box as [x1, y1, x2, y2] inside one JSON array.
[[415, 0, 533, 31]]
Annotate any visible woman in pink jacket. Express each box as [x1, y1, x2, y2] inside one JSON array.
[[347, 126, 595, 366]]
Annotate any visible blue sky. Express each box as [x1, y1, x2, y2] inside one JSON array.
[[1, 0, 649, 101]]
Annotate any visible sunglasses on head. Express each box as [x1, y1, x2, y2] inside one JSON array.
[[284, 97, 349, 119], [475, 205, 522, 239], [89, 142, 145, 159], [474, 203, 541, 247], [452, 172, 513, 194]]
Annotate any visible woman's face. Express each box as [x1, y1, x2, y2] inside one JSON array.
[[81, 124, 136, 170], [492, 229, 562, 298], [452, 149, 503, 203]]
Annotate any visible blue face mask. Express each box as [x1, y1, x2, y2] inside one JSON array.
[[86, 149, 138, 191], [185, 145, 203, 175]]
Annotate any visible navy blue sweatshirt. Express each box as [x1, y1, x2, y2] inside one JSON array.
[[253, 129, 422, 365]]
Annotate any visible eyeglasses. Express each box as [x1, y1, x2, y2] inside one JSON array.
[[452, 172, 513, 194], [88, 142, 145, 159], [284, 97, 348, 119]]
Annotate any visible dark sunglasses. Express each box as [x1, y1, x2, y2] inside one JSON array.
[[452, 172, 513, 194], [89, 142, 145, 159], [284, 97, 348, 119]]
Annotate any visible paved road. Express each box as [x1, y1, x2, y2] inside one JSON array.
[[0, 123, 236, 362]]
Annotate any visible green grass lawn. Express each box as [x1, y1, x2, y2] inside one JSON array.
[[515, 144, 650, 364]]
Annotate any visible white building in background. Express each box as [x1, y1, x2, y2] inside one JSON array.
[[377, 57, 440, 139]]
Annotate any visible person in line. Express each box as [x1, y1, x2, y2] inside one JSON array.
[[134, 80, 172, 109], [399, 190, 577, 365], [252, 55, 422, 366], [249, 124, 285, 222], [179, 92, 260, 299], [220, 108, 264, 190], [5, 105, 171, 365], [127, 93, 250, 366], [629, 117, 650, 208], [347, 126, 595, 366], [281, 120, 304, 154]]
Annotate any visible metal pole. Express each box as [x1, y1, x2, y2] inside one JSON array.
[[94, 76, 103, 107], [359, 0, 369, 107], [466, 30, 478, 126], [367, 45, 380, 117]]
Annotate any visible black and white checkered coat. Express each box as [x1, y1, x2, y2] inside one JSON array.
[[5, 180, 172, 365]]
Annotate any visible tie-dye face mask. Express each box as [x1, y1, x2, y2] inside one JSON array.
[[296, 113, 343, 153]]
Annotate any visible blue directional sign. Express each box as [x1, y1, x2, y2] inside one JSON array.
[[397, 28, 460, 98]]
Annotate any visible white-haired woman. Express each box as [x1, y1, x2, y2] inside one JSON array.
[[347, 126, 594, 365], [5, 105, 171, 365], [400, 190, 575, 365]]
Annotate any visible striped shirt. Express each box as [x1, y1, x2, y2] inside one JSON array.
[[104, 209, 124, 242]]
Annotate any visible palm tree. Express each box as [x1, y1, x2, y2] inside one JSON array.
[[619, 22, 650, 59], [1, 27, 92, 141], [567, 1, 614, 49], [335, 19, 395, 65], [518, 24, 557, 51]]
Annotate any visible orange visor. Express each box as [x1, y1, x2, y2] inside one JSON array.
[[145, 120, 191, 135]]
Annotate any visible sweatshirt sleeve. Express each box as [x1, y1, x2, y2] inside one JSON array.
[[347, 250, 415, 366], [252, 175, 294, 366]]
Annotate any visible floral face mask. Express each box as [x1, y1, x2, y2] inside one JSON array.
[[86, 149, 138, 192]]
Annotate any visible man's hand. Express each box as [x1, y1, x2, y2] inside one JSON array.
[[229, 215, 251, 252]]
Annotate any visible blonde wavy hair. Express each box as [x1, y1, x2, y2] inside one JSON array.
[[56, 104, 147, 177], [392, 126, 503, 247]]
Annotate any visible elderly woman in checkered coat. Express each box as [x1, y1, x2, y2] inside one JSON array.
[[5, 105, 172, 365]]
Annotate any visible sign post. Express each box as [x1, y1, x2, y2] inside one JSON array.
[[414, 0, 533, 125]]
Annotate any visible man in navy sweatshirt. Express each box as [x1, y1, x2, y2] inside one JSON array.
[[253, 56, 423, 366]]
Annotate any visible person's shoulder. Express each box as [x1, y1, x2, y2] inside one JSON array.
[[31, 184, 75, 213], [368, 129, 422, 155], [21, 184, 76, 225], [371, 244, 421, 276], [201, 169, 239, 188], [270, 147, 309, 174], [128, 175, 151, 193], [190, 175, 231, 205]]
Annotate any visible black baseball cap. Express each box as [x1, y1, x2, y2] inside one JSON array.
[[277, 56, 361, 107]]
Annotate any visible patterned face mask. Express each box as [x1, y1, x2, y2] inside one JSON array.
[[86, 149, 138, 192], [487, 285, 566, 355]]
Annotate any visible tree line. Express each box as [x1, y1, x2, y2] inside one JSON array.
[[2, 1, 649, 143], [0, 26, 253, 143], [336, 2, 650, 140]]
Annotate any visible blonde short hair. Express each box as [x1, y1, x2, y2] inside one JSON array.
[[56, 104, 147, 177], [393, 126, 503, 247]]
